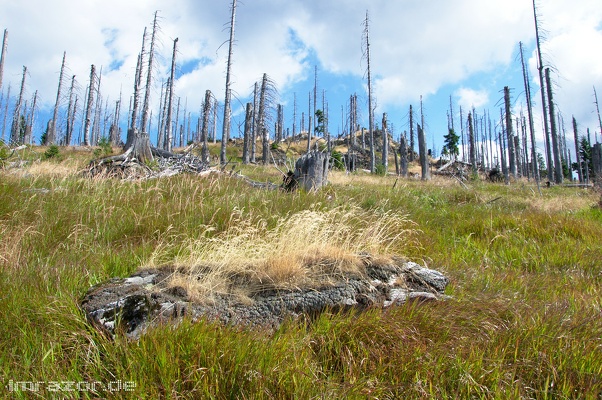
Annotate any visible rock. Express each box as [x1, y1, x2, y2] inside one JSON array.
[[81, 259, 449, 339]]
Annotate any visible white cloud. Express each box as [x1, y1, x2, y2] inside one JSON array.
[[0, 0, 600, 148]]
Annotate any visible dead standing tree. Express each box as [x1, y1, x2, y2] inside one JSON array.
[[363, 10, 376, 173], [10, 66, 26, 145], [82, 65, 96, 146], [220, 0, 237, 166], [165, 38, 178, 153], [0, 29, 7, 92], [47, 51, 66, 145]]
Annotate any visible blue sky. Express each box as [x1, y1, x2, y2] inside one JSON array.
[[0, 0, 601, 162]]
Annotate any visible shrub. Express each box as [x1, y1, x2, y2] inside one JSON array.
[[43, 144, 61, 160]]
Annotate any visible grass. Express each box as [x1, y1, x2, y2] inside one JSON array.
[[1, 151, 602, 399]]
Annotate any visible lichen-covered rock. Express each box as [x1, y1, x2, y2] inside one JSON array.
[[81, 259, 449, 339]]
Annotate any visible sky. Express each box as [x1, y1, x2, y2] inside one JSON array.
[[0, 0, 601, 162]]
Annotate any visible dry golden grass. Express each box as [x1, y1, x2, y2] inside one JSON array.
[[157, 205, 415, 302]]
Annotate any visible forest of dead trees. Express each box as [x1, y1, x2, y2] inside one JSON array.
[[0, 1, 601, 188]]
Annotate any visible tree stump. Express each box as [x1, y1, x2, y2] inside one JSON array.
[[287, 151, 329, 191]]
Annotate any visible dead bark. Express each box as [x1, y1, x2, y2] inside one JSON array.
[[47, 51, 66, 145], [289, 151, 329, 191], [165, 38, 178, 152], [83, 65, 96, 146], [0, 29, 7, 92], [10, 66, 26, 145], [201, 89, 212, 163], [546, 68, 563, 183], [220, 0, 237, 166], [381, 112, 388, 173], [242, 102, 252, 164], [417, 123, 430, 181]]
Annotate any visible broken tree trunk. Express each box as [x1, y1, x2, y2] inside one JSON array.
[[288, 151, 329, 191], [399, 135, 408, 177]]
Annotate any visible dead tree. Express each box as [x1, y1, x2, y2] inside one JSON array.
[[573, 117, 583, 183], [595, 86, 602, 143], [165, 38, 178, 153], [399, 134, 408, 177], [109, 88, 122, 146], [242, 102, 252, 164], [519, 41, 541, 186], [65, 75, 77, 146], [417, 123, 429, 181], [545, 68, 563, 183], [592, 143, 601, 187], [504, 87, 517, 178], [24, 90, 37, 145], [499, 108, 509, 184], [468, 112, 476, 174], [47, 51, 66, 145], [381, 112, 388, 173], [0, 29, 7, 92], [201, 89, 212, 163], [10, 66, 26, 145], [363, 10, 376, 173], [82, 65, 96, 146], [533, 0, 553, 181], [284, 151, 329, 192], [1, 84, 10, 142], [127, 11, 159, 163], [409, 105, 415, 161], [220, 0, 237, 166], [127, 27, 146, 147]]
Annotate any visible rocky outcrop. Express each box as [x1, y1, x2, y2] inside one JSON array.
[[81, 259, 449, 339]]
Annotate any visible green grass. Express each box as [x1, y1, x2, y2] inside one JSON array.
[[1, 153, 602, 399]]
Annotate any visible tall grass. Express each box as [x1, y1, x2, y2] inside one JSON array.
[[1, 156, 602, 398], [164, 205, 415, 301]]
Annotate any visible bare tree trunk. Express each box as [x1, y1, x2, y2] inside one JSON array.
[[0, 29, 7, 92], [126, 12, 158, 163], [92, 67, 103, 145], [409, 104, 414, 162], [65, 75, 76, 146], [109, 88, 122, 146], [1, 84, 10, 142], [399, 134, 408, 177], [592, 143, 601, 187], [24, 90, 37, 145], [381, 112, 388, 172], [128, 27, 146, 146], [533, 0, 553, 181], [83, 65, 96, 146], [276, 104, 283, 143], [201, 89, 211, 163], [364, 11, 375, 173], [220, 0, 237, 165], [499, 108, 509, 184], [47, 51, 66, 145], [504, 87, 517, 178], [573, 116, 583, 183], [468, 112, 476, 174], [140, 13, 158, 136], [165, 38, 178, 152], [257, 74, 269, 164], [242, 102, 252, 164], [595, 86, 602, 143], [545, 68, 563, 183], [519, 41, 541, 187], [292, 92, 297, 140], [418, 123, 429, 181], [307, 91, 312, 152], [10, 66, 26, 144], [156, 80, 165, 148]]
